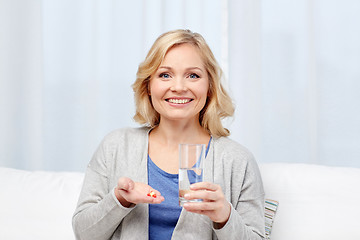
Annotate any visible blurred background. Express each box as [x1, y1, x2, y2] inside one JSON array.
[[1, 0, 359, 172]]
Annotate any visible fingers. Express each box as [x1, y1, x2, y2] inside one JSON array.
[[190, 182, 219, 191], [183, 198, 231, 224], [183, 201, 214, 211], [185, 182, 221, 201], [184, 189, 217, 201], [146, 189, 165, 204], [148, 194, 165, 204], [116, 177, 165, 205], [182, 182, 231, 224]]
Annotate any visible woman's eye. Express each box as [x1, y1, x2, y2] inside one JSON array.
[[189, 73, 200, 79], [159, 73, 170, 78]]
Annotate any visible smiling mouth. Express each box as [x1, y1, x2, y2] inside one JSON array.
[[166, 98, 193, 104]]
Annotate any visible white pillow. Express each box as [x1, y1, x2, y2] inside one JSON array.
[[260, 163, 360, 240], [0, 167, 84, 240], [264, 199, 279, 240]]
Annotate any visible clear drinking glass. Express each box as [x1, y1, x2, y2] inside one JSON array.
[[178, 144, 205, 206]]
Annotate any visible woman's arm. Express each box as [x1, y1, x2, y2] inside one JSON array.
[[182, 141, 265, 240], [72, 133, 164, 240], [72, 165, 134, 240], [182, 181, 264, 240], [72, 135, 134, 240], [214, 157, 265, 240]]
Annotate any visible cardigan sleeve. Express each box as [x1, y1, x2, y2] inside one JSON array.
[[213, 140, 265, 240], [214, 196, 265, 240], [72, 135, 135, 240]]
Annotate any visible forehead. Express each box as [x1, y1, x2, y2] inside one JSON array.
[[161, 43, 205, 68]]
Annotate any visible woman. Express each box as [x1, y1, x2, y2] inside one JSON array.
[[73, 29, 265, 240]]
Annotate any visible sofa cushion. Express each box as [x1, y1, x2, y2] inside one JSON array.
[[2, 163, 359, 240], [0, 167, 84, 240], [259, 163, 360, 240]]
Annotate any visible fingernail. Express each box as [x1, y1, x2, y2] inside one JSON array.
[[184, 193, 190, 199]]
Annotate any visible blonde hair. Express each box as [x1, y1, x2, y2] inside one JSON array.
[[132, 29, 234, 137]]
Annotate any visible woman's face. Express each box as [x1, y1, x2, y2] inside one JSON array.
[[149, 43, 209, 124]]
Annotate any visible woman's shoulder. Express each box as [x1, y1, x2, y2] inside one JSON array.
[[101, 126, 151, 144], [213, 136, 253, 158], [212, 136, 261, 176], [106, 126, 150, 137]]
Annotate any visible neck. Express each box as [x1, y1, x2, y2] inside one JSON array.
[[150, 119, 210, 147]]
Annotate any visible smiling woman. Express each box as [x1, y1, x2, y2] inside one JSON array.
[[148, 44, 209, 125], [133, 30, 234, 138], [72, 29, 265, 240]]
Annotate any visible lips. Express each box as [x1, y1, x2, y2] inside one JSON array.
[[166, 98, 193, 104]]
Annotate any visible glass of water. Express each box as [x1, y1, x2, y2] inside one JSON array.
[[178, 144, 205, 206]]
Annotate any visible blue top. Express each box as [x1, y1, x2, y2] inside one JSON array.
[[148, 138, 212, 240]]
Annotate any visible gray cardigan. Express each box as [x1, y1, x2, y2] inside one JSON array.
[[73, 127, 265, 240]]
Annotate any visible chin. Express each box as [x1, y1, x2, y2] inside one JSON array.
[[162, 114, 199, 123]]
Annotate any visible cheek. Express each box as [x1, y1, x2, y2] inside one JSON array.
[[148, 82, 166, 111], [198, 83, 210, 107], [197, 88, 209, 109], [199, 82, 210, 100], [149, 80, 168, 97], [148, 82, 159, 98]]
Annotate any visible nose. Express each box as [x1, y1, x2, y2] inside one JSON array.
[[170, 78, 187, 92]]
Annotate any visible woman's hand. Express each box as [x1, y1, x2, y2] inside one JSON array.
[[114, 177, 164, 208], [182, 182, 231, 228]]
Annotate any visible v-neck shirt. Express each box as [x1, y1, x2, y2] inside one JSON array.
[[147, 138, 212, 240]]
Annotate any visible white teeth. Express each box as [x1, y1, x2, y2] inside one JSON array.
[[168, 99, 190, 104]]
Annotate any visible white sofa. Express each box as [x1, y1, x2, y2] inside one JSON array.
[[1, 163, 360, 240]]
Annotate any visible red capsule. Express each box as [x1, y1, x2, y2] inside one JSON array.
[[147, 191, 157, 198]]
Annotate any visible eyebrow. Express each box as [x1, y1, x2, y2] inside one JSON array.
[[158, 66, 204, 73]]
